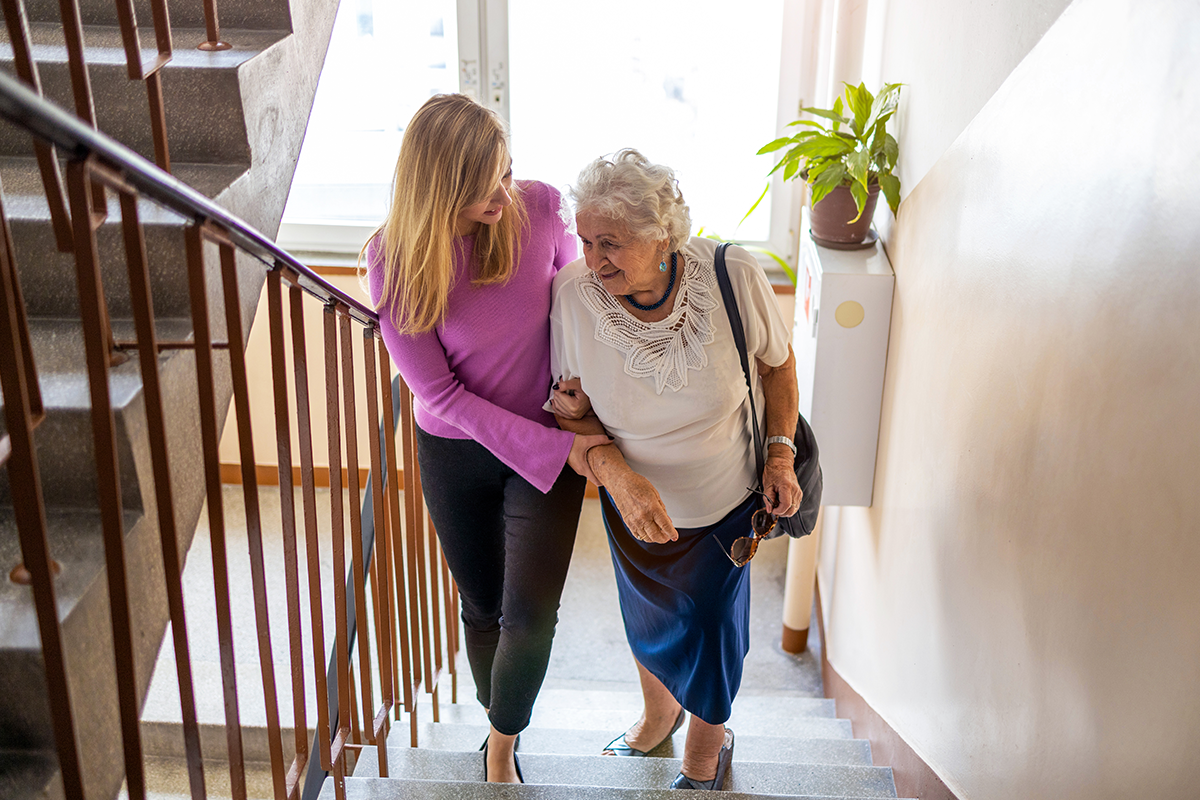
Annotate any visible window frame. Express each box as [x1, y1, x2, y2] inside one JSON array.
[[279, 0, 806, 282]]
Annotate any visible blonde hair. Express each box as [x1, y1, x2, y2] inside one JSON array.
[[367, 94, 526, 334], [571, 148, 691, 251]]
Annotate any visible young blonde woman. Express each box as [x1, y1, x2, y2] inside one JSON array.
[[366, 94, 608, 784]]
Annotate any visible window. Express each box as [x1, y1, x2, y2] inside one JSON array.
[[280, 0, 802, 269]]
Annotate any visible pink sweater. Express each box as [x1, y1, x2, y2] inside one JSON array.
[[368, 181, 577, 493]]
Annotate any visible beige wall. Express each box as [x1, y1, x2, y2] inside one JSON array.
[[818, 0, 1200, 798], [217, 271, 405, 476]]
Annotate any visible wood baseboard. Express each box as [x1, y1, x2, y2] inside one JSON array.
[[815, 584, 960, 800], [220, 463, 388, 490]]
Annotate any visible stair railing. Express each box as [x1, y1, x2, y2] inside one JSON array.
[[0, 66, 458, 800]]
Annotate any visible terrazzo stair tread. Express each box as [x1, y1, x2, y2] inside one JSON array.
[[0, 25, 291, 164], [2, 23, 290, 69], [348, 748, 897, 797], [18, 0, 292, 33], [0, 748, 59, 800], [0, 156, 238, 319], [457, 673, 825, 701], [0, 506, 144, 753], [112, 754, 278, 800], [474, 688, 836, 718], [0, 156, 249, 219], [325, 776, 910, 800], [0, 318, 198, 509], [416, 702, 853, 740], [406, 723, 872, 765]]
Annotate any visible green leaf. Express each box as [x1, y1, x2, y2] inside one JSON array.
[[807, 159, 832, 179], [811, 162, 847, 192], [766, 147, 804, 176], [800, 106, 850, 126], [844, 82, 872, 137], [783, 158, 802, 181], [848, 181, 869, 223], [786, 119, 827, 129], [878, 173, 901, 214], [757, 137, 794, 154], [884, 134, 899, 169], [793, 135, 855, 159], [810, 181, 836, 209], [847, 148, 871, 190], [832, 97, 844, 131], [862, 86, 899, 136], [736, 182, 771, 231], [742, 244, 796, 285]]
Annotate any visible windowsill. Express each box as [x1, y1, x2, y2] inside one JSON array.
[[279, 223, 797, 290]]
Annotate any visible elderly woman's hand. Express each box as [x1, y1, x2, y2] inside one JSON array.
[[762, 451, 803, 518], [550, 377, 592, 420], [606, 469, 679, 544]]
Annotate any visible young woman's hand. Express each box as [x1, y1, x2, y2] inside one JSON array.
[[550, 377, 592, 420]]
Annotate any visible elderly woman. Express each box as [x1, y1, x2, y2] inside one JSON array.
[[548, 149, 802, 791]]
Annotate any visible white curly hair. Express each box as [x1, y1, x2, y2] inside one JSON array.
[[570, 149, 692, 251]]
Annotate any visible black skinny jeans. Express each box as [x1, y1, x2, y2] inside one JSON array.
[[415, 425, 585, 735]]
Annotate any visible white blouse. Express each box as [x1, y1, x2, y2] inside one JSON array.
[[548, 237, 791, 527]]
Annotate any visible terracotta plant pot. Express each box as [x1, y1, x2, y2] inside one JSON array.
[[809, 182, 881, 244]]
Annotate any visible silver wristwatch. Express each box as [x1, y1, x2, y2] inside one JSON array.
[[766, 435, 797, 458]]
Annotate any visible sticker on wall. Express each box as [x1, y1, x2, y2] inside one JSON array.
[[834, 301, 865, 328]]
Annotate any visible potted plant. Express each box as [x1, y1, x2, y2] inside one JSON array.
[[759, 82, 902, 246]]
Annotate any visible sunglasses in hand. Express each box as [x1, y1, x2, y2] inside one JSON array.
[[725, 506, 777, 567]]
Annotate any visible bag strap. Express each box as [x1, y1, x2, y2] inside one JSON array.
[[713, 242, 766, 489]]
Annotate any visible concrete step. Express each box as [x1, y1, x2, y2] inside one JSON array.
[[399, 722, 872, 766], [0, 24, 291, 164], [416, 700, 853, 741], [18, 0, 292, 35], [0, 506, 169, 797], [348, 748, 897, 798], [459, 687, 836, 718], [113, 755, 278, 800], [0, 748, 59, 800], [0, 159, 247, 321], [0, 318, 163, 509], [324, 775, 911, 800]]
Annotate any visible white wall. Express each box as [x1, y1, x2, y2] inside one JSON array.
[[819, 0, 1200, 797], [864, 0, 1072, 196]]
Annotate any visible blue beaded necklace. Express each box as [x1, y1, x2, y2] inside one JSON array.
[[625, 252, 677, 311]]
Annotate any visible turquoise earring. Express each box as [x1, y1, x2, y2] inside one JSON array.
[[659, 253, 668, 272]]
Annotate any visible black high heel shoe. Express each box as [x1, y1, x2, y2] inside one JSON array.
[[481, 739, 524, 784], [669, 728, 734, 791]]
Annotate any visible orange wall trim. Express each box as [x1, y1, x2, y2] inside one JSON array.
[[219, 463, 389, 490], [815, 584, 960, 800]]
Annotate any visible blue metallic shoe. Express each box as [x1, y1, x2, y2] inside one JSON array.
[[603, 706, 687, 756], [669, 728, 734, 790]]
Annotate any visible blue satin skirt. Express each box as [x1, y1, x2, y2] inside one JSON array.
[[598, 488, 755, 725]]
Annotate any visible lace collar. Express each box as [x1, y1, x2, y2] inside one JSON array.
[[576, 246, 718, 394]]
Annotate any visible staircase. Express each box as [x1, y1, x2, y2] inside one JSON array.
[[0, 0, 339, 797], [319, 502, 911, 800], [338, 683, 910, 800]]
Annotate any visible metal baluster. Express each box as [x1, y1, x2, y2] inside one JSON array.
[[116, 180, 204, 800], [219, 241, 288, 800], [184, 224, 249, 800]]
